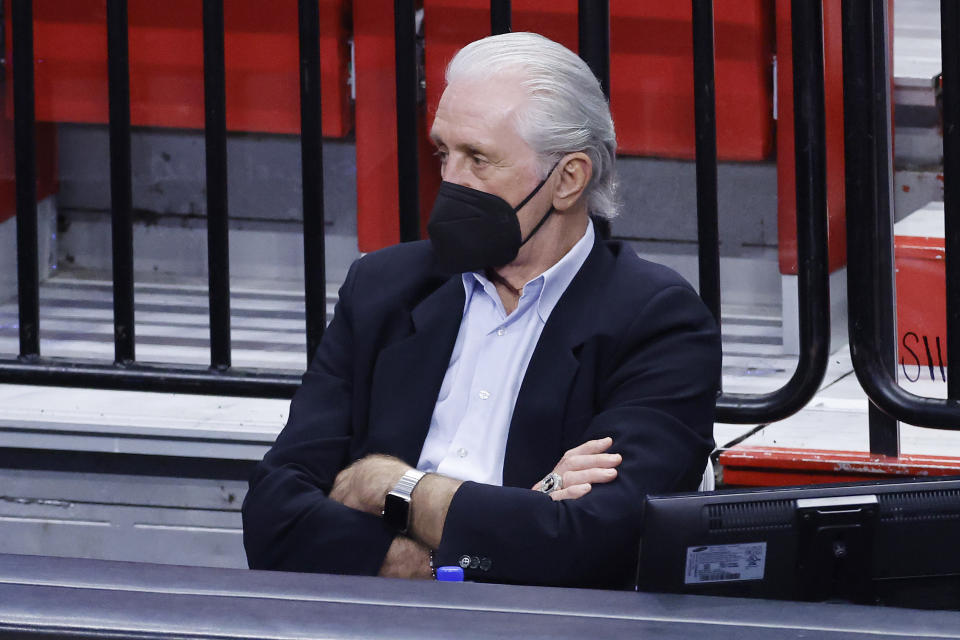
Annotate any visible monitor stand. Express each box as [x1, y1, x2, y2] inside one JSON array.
[[796, 495, 879, 604]]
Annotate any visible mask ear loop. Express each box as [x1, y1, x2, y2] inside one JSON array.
[[519, 205, 555, 247], [516, 159, 563, 247]]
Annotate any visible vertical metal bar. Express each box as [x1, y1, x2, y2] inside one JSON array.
[[107, 0, 135, 364], [12, 0, 39, 358], [942, 0, 960, 400], [299, 0, 326, 364], [202, 0, 231, 369], [867, 0, 899, 455], [791, 0, 830, 412], [867, 402, 899, 454], [577, 0, 610, 99], [691, 0, 721, 329], [491, 0, 511, 35], [841, 0, 899, 455], [714, 0, 831, 423], [394, 0, 420, 242]]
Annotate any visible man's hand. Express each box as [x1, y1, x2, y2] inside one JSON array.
[[378, 536, 432, 579], [532, 437, 622, 501], [329, 454, 408, 516], [329, 456, 442, 579]]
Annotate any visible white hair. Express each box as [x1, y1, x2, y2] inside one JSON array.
[[445, 32, 620, 219]]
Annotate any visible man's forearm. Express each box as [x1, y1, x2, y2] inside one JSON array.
[[329, 455, 462, 550], [409, 473, 462, 549]]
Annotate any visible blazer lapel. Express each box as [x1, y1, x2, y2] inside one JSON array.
[[502, 236, 615, 489], [365, 275, 465, 466]]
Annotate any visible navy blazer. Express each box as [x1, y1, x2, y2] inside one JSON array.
[[242, 234, 721, 588]]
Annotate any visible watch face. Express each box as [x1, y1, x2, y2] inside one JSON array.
[[383, 492, 411, 532]]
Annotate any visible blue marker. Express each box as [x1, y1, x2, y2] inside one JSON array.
[[436, 566, 464, 582]]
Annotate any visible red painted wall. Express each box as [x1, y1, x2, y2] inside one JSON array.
[[4, 0, 353, 136]]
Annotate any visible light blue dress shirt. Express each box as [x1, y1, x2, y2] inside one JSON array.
[[416, 219, 596, 485]]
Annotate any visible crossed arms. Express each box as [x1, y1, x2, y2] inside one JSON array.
[[242, 252, 720, 587], [326, 438, 623, 578]]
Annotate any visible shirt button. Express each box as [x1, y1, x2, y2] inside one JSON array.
[[478, 390, 490, 400], [459, 555, 471, 569], [457, 447, 468, 458], [496, 328, 505, 336]]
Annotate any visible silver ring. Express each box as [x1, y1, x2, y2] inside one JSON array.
[[538, 472, 563, 494]]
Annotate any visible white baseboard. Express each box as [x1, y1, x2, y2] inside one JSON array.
[[628, 243, 782, 309], [59, 219, 361, 287]]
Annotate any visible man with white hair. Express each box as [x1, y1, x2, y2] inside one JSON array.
[[243, 32, 720, 588]]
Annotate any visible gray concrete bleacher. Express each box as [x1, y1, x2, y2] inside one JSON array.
[[2, 553, 959, 639]]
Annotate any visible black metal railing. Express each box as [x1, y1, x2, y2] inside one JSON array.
[[2, 0, 956, 443], [841, 0, 960, 442], [12, 0, 38, 360], [490, 0, 511, 35], [202, 0, 232, 371], [578, 0, 610, 100], [692, 0, 721, 336], [394, 0, 420, 243], [944, 0, 960, 402], [841, 0, 901, 454], [707, 0, 832, 424], [300, 0, 328, 363], [106, 0, 135, 366], [0, 0, 312, 396]]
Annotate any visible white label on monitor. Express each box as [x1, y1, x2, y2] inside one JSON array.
[[684, 542, 766, 584]]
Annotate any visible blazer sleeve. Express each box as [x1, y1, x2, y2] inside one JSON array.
[[433, 284, 721, 588], [241, 259, 395, 575]]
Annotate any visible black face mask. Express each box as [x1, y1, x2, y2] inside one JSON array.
[[427, 163, 559, 273]]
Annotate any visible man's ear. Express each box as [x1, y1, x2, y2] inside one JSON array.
[[553, 152, 592, 212]]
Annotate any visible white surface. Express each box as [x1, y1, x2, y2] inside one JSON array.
[[0, 275, 332, 370], [0, 271, 300, 457], [0, 383, 288, 438], [0, 382, 288, 459], [635, 248, 782, 308], [0, 216, 14, 304], [894, 200, 945, 238], [60, 217, 361, 287], [0, 197, 58, 303], [893, 0, 942, 85], [780, 269, 849, 357], [733, 347, 960, 457], [2, 269, 957, 463], [737, 409, 960, 457]]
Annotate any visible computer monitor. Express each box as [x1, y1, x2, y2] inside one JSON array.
[[637, 477, 960, 609]]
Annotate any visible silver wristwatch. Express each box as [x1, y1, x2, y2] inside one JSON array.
[[382, 469, 426, 534]]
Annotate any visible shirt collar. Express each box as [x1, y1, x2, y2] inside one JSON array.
[[534, 218, 594, 322], [461, 218, 595, 323]]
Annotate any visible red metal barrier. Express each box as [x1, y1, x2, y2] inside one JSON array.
[[896, 235, 948, 372], [3, 0, 352, 136], [423, 0, 775, 161], [353, 0, 440, 252], [355, 0, 776, 252], [776, 0, 893, 276], [0, 119, 58, 224], [720, 446, 960, 487], [776, 0, 849, 276]]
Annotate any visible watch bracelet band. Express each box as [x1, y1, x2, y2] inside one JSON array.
[[393, 469, 426, 496]]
